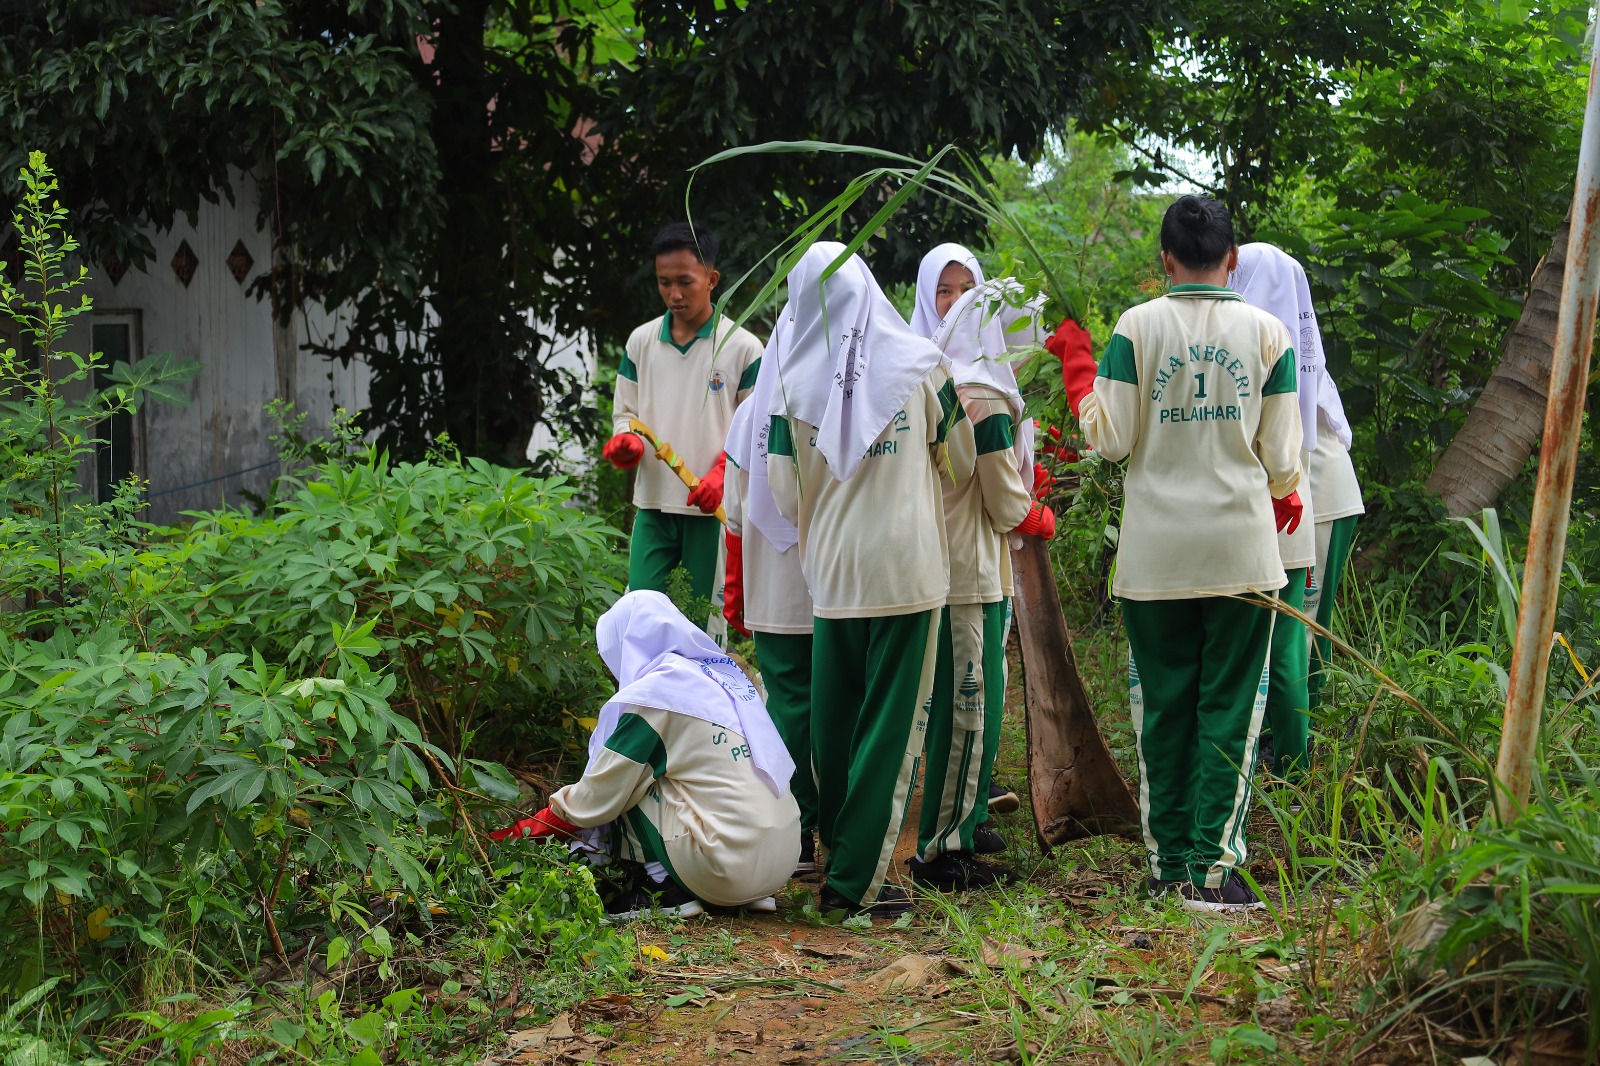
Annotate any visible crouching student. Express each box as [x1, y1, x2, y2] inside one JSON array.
[[1051, 194, 1303, 913], [910, 278, 1053, 890], [491, 590, 801, 920], [722, 310, 821, 873], [767, 242, 976, 919], [604, 223, 764, 618], [1230, 243, 1322, 781]]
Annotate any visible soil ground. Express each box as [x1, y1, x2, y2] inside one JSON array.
[[478, 639, 1326, 1066]]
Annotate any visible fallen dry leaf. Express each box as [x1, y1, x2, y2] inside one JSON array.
[[980, 938, 1047, 968], [846, 953, 953, 991]]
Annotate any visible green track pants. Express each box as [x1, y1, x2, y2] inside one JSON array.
[[919, 601, 1007, 860], [1123, 594, 1275, 888], [753, 630, 818, 833], [811, 610, 939, 907], [1304, 516, 1359, 713], [627, 508, 722, 604], [1264, 569, 1310, 781]]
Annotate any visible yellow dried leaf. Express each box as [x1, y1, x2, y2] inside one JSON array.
[[87, 906, 112, 941], [640, 944, 672, 963]]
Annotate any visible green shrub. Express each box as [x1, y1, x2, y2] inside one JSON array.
[[0, 632, 439, 1000], [129, 448, 624, 762]]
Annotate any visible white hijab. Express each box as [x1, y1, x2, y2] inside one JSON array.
[[911, 242, 986, 339], [591, 591, 795, 797], [768, 242, 948, 482], [725, 312, 799, 552], [1229, 243, 1328, 454], [934, 278, 1045, 479]]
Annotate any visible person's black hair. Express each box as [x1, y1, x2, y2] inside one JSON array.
[[650, 221, 718, 268], [1159, 194, 1234, 271]]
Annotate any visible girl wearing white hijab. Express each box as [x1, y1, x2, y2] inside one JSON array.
[[493, 590, 801, 919], [911, 242, 986, 339], [1229, 243, 1325, 781], [1301, 372, 1363, 712], [767, 242, 977, 918], [722, 310, 820, 873], [907, 279, 1051, 891]]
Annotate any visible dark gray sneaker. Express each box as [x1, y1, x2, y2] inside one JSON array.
[[795, 831, 817, 875], [820, 882, 913, 919], [604, 877, 705, 921], [1178, 876, 1265, 914], [907, 851, 1014, 891], [986, 782, 1021, 814], [1144, 876, 1185, 901], [973, 824, 1006, 854]]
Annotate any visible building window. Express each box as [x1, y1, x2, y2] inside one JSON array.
[[91, 316, 140, 503]]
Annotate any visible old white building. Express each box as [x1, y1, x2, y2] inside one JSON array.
[[35, 170, 593, 525]]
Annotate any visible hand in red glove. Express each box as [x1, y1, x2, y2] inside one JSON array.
[[1045, 319, 1096, 418], [488, 806, 580, 843], [603, 432, 645, 469], [1013, 500, 1057, 540], [687, 451, 727, 514], [1272, 491, 1303, 535], [1031, 461, 1055, 499], [1039, 423, 1081, 464], [722, 530, 749, 637]]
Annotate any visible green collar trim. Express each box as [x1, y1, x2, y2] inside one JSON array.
[[1167, 283, 1243, 301], [659, 311, 717, 353]]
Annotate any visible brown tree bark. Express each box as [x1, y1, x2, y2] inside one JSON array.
[[1426, 211, 1570, 515]]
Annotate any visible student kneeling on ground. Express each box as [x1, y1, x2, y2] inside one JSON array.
[[491, 590, 801, 920]]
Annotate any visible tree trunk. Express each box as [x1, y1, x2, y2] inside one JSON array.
[[1426, 211, 1570, 515], [430, 3, 539, 465]]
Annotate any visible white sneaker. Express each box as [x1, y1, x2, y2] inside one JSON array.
[[744, 896, 778, 914]]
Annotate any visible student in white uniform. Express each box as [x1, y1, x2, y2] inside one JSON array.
[[910, 243, 986, 339], [604, 223, 764, 613], [911, 278, 1051, 890], [1301, 370, 1364, 712], [722, 309, 820, 872], [1230, 243, 1322, 781], [1053, 195, 1303, 913], [912, 245, 1026, 829], [767, 243, 977, 919], [490, 591, 801, 920]]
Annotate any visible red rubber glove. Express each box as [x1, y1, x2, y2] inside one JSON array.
[[603, 432, 645, 469], [488, 806, 580, 842], [722, 530, 749, 637], [1014, 501, 1057, 540], [1039, 424, 1080, 464], [1045, 319, 1096, 418], [1031, 461, 1055, 499], [687, 451, 727, 514], [1273, 491, 1303, 535]]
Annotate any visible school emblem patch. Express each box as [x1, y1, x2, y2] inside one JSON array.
[[707, 369, 727, 393]]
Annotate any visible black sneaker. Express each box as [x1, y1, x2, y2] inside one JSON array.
[[604, 877, 705, 921], [986, 782, 1021, 815], [1256, 734, 1275, 772], [1177, 876, 1265, 914], [1144, 876, 1184, 900], [795, 831, 817, 875], [906, 851, 1014, 891], [819, 882, 913, 919], [972, 824, 1006, 854]]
